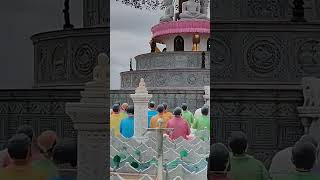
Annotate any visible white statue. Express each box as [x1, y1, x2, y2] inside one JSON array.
[[135, 78, 147, 93], [179, 0, 208, 20], [93, 53, 107, 81], [160, 0, 174, 22], [200, 0, 209, 16], [302, 77, 320, 107]]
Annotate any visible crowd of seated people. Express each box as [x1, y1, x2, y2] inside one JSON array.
[[0, 125, 77, 180], [207, 131, 320, 180], [110, 101, 210, 140]]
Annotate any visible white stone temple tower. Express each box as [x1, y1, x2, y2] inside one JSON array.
[[120, 0, 210, 90]]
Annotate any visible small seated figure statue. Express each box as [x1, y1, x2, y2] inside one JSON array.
[[149, 39, 161, 53], [93, 53, 107, 82], [160, 0, 174, 22], [179, 0, 208, 20]]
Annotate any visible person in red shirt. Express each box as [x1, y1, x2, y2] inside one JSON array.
[[166, 107, 190, 140], [207, 143, 232, 180]]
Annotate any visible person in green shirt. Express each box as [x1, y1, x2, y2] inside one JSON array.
[[272, 141, 320, 180], [181, 103, 194, 126], [228, 131, 270, 180], [192, 106, 210, 131]]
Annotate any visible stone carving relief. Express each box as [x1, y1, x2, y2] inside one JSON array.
[[211, 38, 232, 80], [187, 74, 197, 85], [298, 40, 320, 74], [212, 97, 303, 166], [121, 70, 209, 89], [38, 47, 48, 81], [248, 0, 282, 17], [52, 45, 67, 80], [155, 74, 167, 87], [211, 39, 231, 69], [73, 44, 96, 78], [136, 53, 209, 70], [246, 40, 281, 74]]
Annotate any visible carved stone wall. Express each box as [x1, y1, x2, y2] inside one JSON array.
[[0, 89, 81, 149], [122, 52, 210, 90], [212, 22, 320, 82], [31, 28, 108, 88], [211, 0, 320, 21], [210, 21, 320, 167], [121, 69, 210, 90], [135, 52, 210, 70], [110, 90, 205, 113], [211, 87, 304, 167]]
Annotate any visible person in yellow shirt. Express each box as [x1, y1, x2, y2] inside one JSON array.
[[150, 104, 171, 128], [162, 103, 173, 120], [0, 134, 47, 180], [110, 104, 126, 137]]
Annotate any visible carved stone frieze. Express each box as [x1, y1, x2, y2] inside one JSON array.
[[211, 88, 303, 166], [135, 52, 210, 70], [31, 28, 108, 88], [121, 69, 209, 90]]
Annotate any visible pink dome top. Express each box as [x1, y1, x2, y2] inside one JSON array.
[[151, 20, 210, 39]]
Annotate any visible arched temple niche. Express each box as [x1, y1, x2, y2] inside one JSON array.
[[174, 36, 184, 51]]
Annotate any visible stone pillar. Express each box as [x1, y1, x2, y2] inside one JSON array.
[[66, 53, 108, 180], [130, 78, 152, 141]]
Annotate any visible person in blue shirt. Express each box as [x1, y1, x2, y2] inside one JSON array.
[[147, 101, 158, 128], [120, 105, 135, 138]]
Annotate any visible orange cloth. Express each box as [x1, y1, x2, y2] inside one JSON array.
[[163, 111, 173, 120], [150, 113, 171, 128]]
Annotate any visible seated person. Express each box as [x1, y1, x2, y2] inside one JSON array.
[[50, 139, 77, 180], [150, 105, 171, 128], [228, 131, 269, 180], [148, 101, 158, 128], [181, 103, 194, 126], [110, 104, 126, 137], [166, 107, 190, 140], [207, 143, 231, 180], [193, 106, 210, 131], [2, 125, 43, 167], [269, 135, 319, 176], [32, 130, 59, 179], [0, 134, 47, 180], [120, 106, 135, 138], [163, 103, 173, 120], [273, 141, 320, 180]]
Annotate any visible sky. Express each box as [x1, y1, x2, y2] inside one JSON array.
[[0, 0, 82, 89], [110, 2, 162, 89]]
